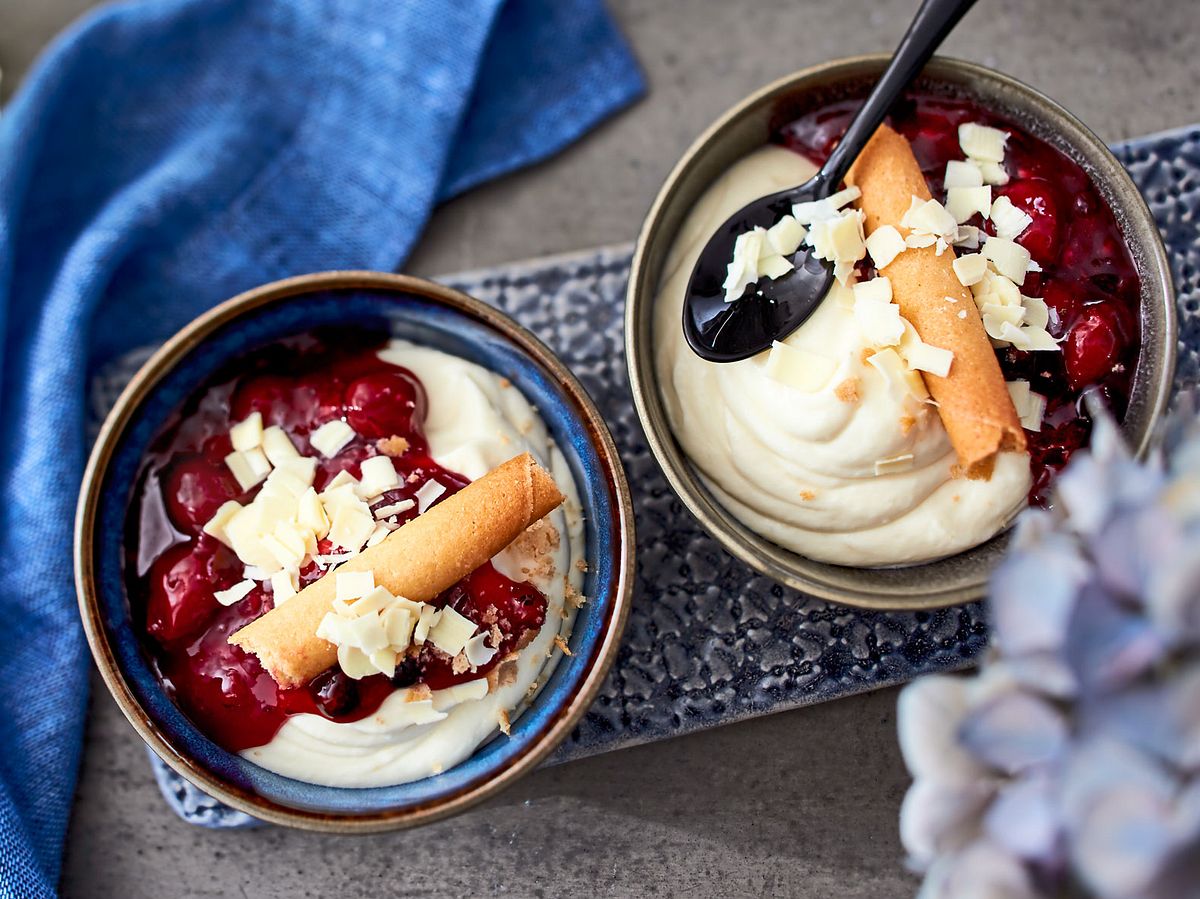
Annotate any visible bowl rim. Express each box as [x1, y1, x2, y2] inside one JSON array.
[[626, 53, 1177, 610], [75, 270, 637, 832]]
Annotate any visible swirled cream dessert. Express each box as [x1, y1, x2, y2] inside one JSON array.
[[654, 115, 1071, 566], [129, 333, 585, 788]]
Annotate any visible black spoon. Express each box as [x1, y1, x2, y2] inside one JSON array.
[[683, 0, 977, 363]]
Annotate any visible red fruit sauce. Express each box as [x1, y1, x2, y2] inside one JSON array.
[[126, 329, 548, 753], [779, 92, 1142, 506]]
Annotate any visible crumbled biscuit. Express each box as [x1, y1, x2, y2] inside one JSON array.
[[798, 490, 816, 502], [406, 471, 421, 484], [406, 684, 433, 702], [834, 377, 861, 404], [496, 659, 520, 688], [497, 709, 511, 736], [564, 579, 586, 609], [376, 436, 410, 457], [507, 519, 561, 583], [899, 414, 916, 435], [490, 623, 502, 646], [574, 559, 588, 573], [452, 650, 470, 675], [860, 347, 876, 365], [516, 628, 538, 652], [553, 634, 573, 657], [498, 377, 512, 389]]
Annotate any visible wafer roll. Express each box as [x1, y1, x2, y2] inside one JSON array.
[[846, 124, 1025, 479], [229, 452, 564, 687]]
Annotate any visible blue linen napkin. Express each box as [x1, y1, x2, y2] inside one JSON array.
[[0, 0, 643, 893]]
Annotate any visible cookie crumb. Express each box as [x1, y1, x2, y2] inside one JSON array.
[[487, 657, 520, 691], [498, 709, 511, 736], [376, 436, 410, 457], [452, 651, 470, 675], [553, 634, 573, 657], [798, 489, 816, 502], [564, 579, 586, 609], [405, 684, 433, 702], [899, 414, 916, 434], [834, 377, 860, 404], [508, 519, 561, 584]]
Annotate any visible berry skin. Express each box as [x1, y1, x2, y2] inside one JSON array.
[[344, 371, 425, 439], [164, 456, 240, 530], [1064, 304, 1127, 390], [997, 179, 1062, 262], [146, 540, 239, 643]]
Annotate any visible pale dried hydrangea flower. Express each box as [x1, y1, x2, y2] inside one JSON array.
[[897, 394, 1200, 899]]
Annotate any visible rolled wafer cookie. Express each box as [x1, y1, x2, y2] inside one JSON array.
[[847, 124, 1026, 479], [229, 452, 564, 688]]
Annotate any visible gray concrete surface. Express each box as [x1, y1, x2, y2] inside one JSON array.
[[2, 0, 1197, 896]]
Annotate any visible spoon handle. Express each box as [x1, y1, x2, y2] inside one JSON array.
[[816, 0, 978, 193]]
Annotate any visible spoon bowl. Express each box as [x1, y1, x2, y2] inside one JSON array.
[[681, 180, 834, 363]]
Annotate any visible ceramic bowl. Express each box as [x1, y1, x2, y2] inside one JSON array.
[[626, 55, 1176, 610], [76, 271, 635, 831]]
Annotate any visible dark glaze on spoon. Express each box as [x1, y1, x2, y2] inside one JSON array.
[[683, 0, 977, 362]]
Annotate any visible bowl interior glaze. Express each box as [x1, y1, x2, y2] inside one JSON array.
[[626, 55, 1175, 609], [77, 272, 634, 831]]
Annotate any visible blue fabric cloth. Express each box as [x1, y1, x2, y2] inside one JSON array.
[[0, 0, 642, 893]]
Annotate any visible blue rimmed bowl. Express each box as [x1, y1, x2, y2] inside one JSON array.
[[75, 271, 635, 831]]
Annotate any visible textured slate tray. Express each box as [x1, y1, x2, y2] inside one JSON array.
[[87, 125, 1200, 827]]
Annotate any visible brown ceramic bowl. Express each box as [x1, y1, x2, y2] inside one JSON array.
[[626, 55, 1175, 610], [76, 271, 635, 831]]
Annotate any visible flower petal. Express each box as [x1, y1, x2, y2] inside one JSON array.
[[916, 840, 1044, 899], [1066, 583, 1166, 693], [984, 771, 1060, 863], [901, 777, 992, 868], [897, 676, 986, 783], [959, 689, 1067, 775], [990, 533, 1085, 657]]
